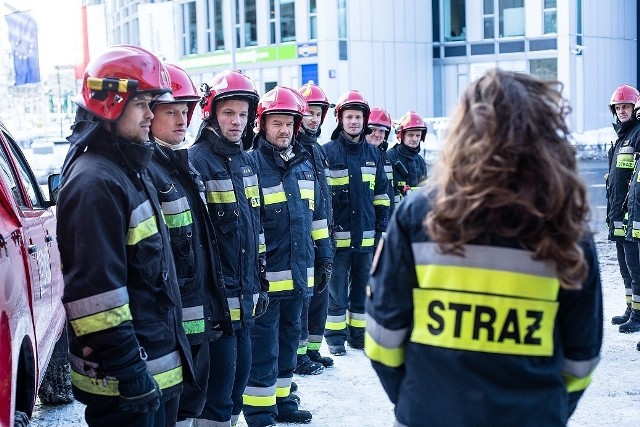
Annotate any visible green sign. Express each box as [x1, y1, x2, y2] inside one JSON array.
[[179, 43, 297, 70]]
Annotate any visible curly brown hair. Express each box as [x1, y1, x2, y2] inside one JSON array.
[[425, 69, 590, 290]]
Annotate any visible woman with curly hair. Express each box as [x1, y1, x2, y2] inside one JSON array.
[[364, 69, 603, 427]]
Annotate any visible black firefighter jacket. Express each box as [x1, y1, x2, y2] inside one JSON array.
[[58, 129, 193, 406], [189, 128, 265, 328], [387, 143, 428, 214], [148, 143, 232, 344]]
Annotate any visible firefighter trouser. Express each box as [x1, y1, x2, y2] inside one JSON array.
[[197, 327, 251, 426], [85, 394, 180, 427], [325, 250, 373, 346], [243, 296, 304, 427], [616, 240, 640, 308], [307, 283, 329, 352], [177, 342, 209, 420], [298, 295, 312, 357]]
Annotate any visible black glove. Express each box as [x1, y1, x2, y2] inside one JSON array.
[[254, 291, 269, 318], [315, 261, 332, 294], [118, 370, 161, 413]]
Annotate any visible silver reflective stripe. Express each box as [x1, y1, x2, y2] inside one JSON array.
[[327, 314, 346, 323], [334, 231, 351, 240], [626, 288, 633, 297], [365, 313, 408, 348], [363, 230, 376, 239], [384, 165, 393, 173], [259, 233, 265, 245], [329, 169, 349, 178], [361, 166, 376, 175], [309, 334, 323, 342], [227, 297, 240, 309], [394, 195, 401, 203], [244, 385, 276, 396], [374, 194, 390, 202], [263, 184, 285, 195], [563, 356, 600, 378], [312, 219, 328, 230], [147, 351, 181, 376], [411, 242, 556, 278], [307, 267, 315, 277], [130, 200, 154, 228], [65, 288, 129, 319], [266, 270, 293, 281], [206, 179, 234, 191], [298, 180, 314, 191], [619, 146, 634, 153], [243, 174, 258, 187], [182, 306, 204, 322], [162, 197, 190, 215], [613, 221, 624, 228], [253, 293, 260, 304], [348, 311, 366, 321], [324, 168, 330, 178], [276, 377, 292, 388]]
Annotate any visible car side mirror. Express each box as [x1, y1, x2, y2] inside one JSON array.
[[48, 174, 62, 205]]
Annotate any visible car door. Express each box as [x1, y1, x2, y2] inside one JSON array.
[[0, 128, 65, 375]]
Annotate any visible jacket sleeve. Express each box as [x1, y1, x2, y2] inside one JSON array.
[[311, 168, 332, 262], [557, 235, 603, 418], [373, 151, 390, 232], [365, 197, 418, 404], [58, 170, 144, 377]]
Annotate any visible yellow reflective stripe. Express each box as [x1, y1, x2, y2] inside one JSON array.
[[362, 238, 375, 247], [411, 288, 558, 356], [259, 233, 266, 254], [228, 297, 241, 321], [300, 188, 314, 200], [563, 373, 592, 393], [207, 191, 236, 204], [183, 319, 205, 334], [416, 265, 560, 301], [298, 179, 314, 200], [71, 370, 119, 396], [69, 304, 132, 337], [364, 332, 405, 368], [268, 279, 294, 292], [347, 312, 366, 328], [616, 153, 634, 169], [154, 365, 183, 390], [362, 173, 375, 183], [264, 192, 287, 205], [243, 385, 277, 407], [164, 210, 193, 229], [245, 185, 259, 199], [329, 176, 349, 186], [373, 194, 390, 206], [126, 216, 159, 245], [312, 219, 329, 240], [334, 231, 351, 248]]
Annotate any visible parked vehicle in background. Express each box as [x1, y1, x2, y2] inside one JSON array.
[[0, 121, 70, 427]]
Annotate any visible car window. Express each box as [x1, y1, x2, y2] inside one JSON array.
[[3, 131, 44, 209], [0, 141, 26, 207]]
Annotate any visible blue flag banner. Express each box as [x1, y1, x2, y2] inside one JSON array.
[[5, 10, 41, 85]]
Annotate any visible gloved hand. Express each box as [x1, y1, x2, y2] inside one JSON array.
[[315, 261, 332, 294], [118, 370, 161, 413], [254, 291, 269, 318]]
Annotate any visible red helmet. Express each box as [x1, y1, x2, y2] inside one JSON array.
[[636, 97, 640, 119], [200, 69, 259, 121], [75, 44, 172, 122], [157, 63, 200, 126], [396, 111, 427, 143], [609, 84, 639, 115], [368, 107, 392, 142], [334, 90, 370, 125], [257, 86, 310, 135], [297, 83, 330, 125]]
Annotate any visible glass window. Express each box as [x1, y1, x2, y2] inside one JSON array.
[[432, 0, 440, 42], [337, 0, 347, 39], [444, 0, 466, 42], [543, 0, 557, 34], [0, 139, 24, 207], [483, 0, 494, 39], [309, 0, 317, 40], [280, 0, 296, 42], [245, 0, 257, 46], [269, 0, 277, 44], [499, 0, 524, 38], [206, 0, 225, 51], [5, 134, 42, 208], [529, 58, 557, 80], [181, 2, 197, 55]]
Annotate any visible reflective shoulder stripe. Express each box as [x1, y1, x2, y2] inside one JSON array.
[[206, 179, 234, 192], [264, 184, 287, 205], [127, 200, 159, 245], [161, 197, 190, 215], [206, 179, 237, 204], [243, 174, 260, 200], [361, 166, 377, 175], [298, 179, 315, 200], [162, 197, 193, 229], [328, 169, 349, 186]]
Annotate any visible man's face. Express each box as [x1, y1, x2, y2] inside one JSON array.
[[264, 114, 294, 149], [341, 109, 364, 137], [116, 94, 154, 144], [616, 104, 634, 123], [151, 102, 188, 145], [216, 99, 250, 142], [302, 105, 323, 132], [366, 126, 387, 147], [403, 130, 422, 149]]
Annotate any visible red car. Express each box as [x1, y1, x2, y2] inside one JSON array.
[[0, 122, 68, 427]]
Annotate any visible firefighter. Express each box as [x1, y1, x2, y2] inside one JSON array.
[[189, 70, 267, 427], [146, 63, 233, 425], [324, 90, 390, 355], [294, 82, 334, 374], [386, 111, 428, 210], [365, 69, 602, 426], [365, 107, 395, 216], [243, 86, 332, 426], [57, 45, 193, 427], [606, 84, 640, 332], [624, 95, 640, 339]]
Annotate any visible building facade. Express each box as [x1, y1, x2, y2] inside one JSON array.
[[85, 0, 638, 135]]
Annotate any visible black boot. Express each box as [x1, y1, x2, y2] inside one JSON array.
[[307, 350, 334, 367], [290, 381, 298, 393], [619, 310, 640, 333], [275, 409, 312, 424], [294, 355, 324, 375], [612, 306, 631, 325]]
